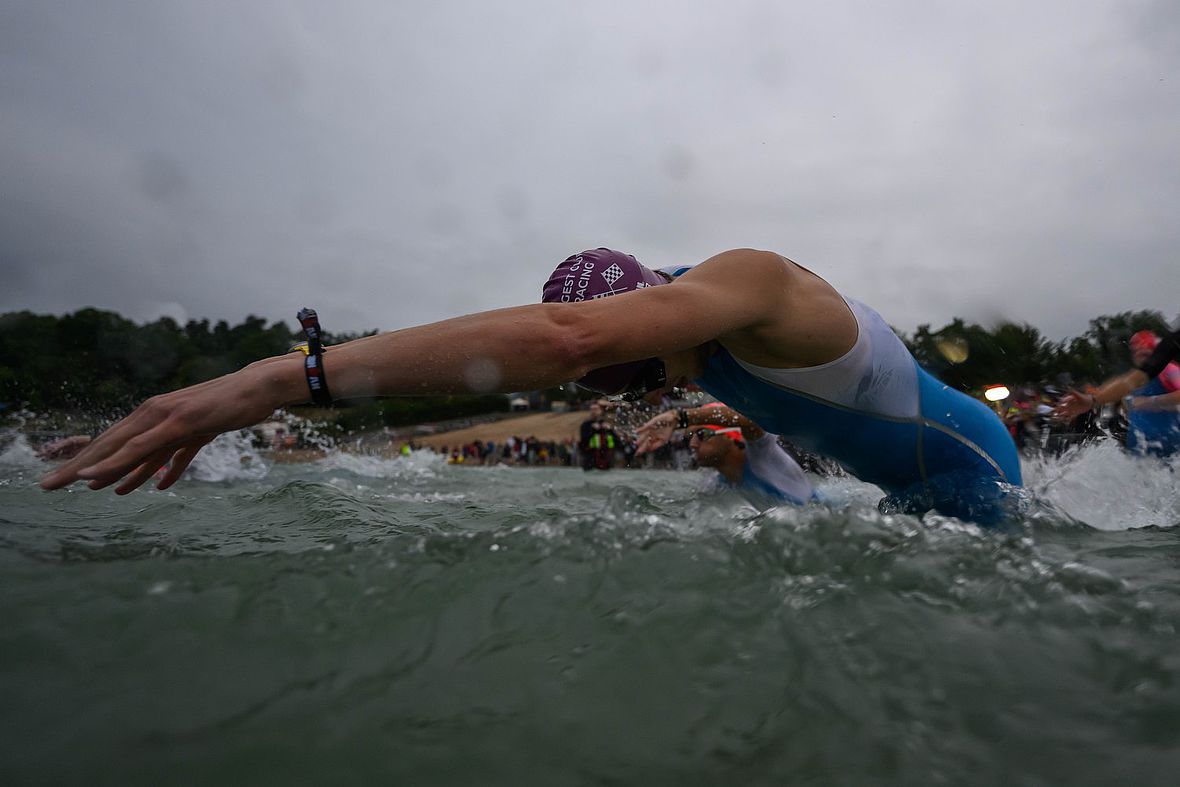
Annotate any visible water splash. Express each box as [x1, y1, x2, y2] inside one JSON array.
[[187, 430, 271, 482], [267, 409, 337, 451], [0, 431, 40, 467], [317, 448, 447, 480], [1023, 439, 1180, 530], [605, 388, 717, 437]]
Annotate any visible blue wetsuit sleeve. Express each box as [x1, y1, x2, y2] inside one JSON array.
[[1137, 329, 1180, 379]]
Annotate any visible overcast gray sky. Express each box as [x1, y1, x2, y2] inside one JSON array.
[[2, 0, 1177, 340]]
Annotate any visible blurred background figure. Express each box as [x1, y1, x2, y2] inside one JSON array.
[[35, 435, 92, 462], [579, 400, 619, 471], [1056, 329, 1180, 457]]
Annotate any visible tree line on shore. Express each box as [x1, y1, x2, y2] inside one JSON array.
[[0, 306, 1173, 431]]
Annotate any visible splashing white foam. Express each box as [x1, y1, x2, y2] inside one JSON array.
[[317, 448, 448, 480], [0, 431, 40, 468], [1024, 439, 1179, 531], [187, 431, 271, 482]]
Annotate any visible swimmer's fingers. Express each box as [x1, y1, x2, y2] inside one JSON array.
[[42, 364, 282, 493], [636, 413, 668, 433], [634, 422, 664, 442], [41, 388, 215, 489], [634, 418, 674, 455], [633, 427, 654, 455], [156, 437, 215, 491], [634, 430, 670, 456], [75, 420, 193, 490], [113, 447, 176, 495], [1052, 390, 1091, 420], [634, 434, 657, 455], [71, 379, 271, 489], [636, 438, 662, 456], [40, 411, 159, 489]]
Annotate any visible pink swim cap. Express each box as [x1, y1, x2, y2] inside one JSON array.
[[541, 248, 669, 394]]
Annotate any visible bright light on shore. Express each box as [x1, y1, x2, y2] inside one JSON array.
[[984, 385, 1011, 402]]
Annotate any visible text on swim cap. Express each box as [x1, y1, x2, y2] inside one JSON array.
[[559, 255, 595, 302]]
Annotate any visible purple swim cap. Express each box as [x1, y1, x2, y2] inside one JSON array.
[[541, 248, 668, 394], [541, 248, 666, 304]]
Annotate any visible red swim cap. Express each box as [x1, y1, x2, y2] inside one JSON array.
[[697, 403, 743, 442], [698, 423, 744, 442], [1129, 330, 1160, 352]]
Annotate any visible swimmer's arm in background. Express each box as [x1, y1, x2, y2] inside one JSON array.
[[1128, 388, 1180, 412], [635, 405, 765, 454], [1054, 369, 1149, 419], [715, 407, 767, 443], [690, 405, 766, 442], [40, 254, 785, 494]]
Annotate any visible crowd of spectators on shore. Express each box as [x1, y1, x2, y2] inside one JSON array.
[[413, 398, 841, 476], [418, 433, 679, 470], [415, 381, 1148, 475], [426, 436, 580, 466]]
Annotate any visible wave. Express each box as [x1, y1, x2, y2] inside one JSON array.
[[0, 431, 41, 469], [186, 430, 272, 483], [1022, 439, 1180, 530]]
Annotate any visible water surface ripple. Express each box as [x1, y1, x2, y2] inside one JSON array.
[[2, 434, 1178, 785]]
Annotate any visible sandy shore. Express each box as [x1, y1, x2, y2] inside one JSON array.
[[264, 410, 594, 461], [406, 410, 590, 449]]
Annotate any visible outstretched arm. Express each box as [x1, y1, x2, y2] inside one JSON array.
[[1054, 369, 1149, 420], [1056, 329, 1180, 419], [635, 404, 765, 455], [42, 251, 789, 494], [40, 304, 598, 493]]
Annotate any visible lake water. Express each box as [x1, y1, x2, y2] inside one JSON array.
[[1, 431, 1178, 785]]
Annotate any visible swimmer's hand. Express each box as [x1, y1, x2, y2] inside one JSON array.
[[40, 360, 297, 494], [1053, 390, 1094, 421], [634, 412, 676, 456]]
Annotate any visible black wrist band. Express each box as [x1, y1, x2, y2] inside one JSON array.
[[296, 308, 333, 407], [676, 408, 689, 429]]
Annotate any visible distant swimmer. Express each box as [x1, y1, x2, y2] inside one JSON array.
[[41, 247, 1020, 523], [1056, 329, 1180, 457], [636, 403, 817, 508], [35, 435, 92, 462]]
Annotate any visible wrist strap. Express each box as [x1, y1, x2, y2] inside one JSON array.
[[296, 308, 333, 407], [676, 408, 689, 429]]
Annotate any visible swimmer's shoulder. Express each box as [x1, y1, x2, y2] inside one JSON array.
[[666, 249, 802, 280]]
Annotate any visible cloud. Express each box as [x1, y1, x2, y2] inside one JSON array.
[[1, 0, 1177, 342]]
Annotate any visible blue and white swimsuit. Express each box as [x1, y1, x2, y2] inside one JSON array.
[[691, 297, 1023, 523]]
